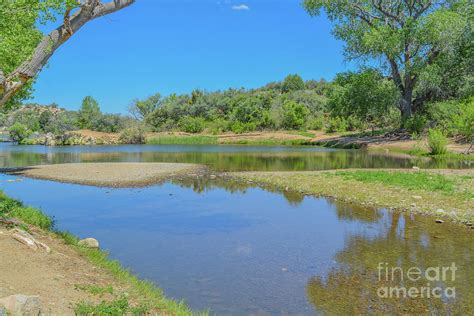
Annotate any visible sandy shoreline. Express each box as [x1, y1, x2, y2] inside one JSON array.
[[1, 162, 207, 187]]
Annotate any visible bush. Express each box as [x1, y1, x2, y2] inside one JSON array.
[[8, 123, 31, 143], [280, 100, 309, 130], [230, 121, 256, 134], [428, 129, 448, 155], [177, 116, 205, 133], [206, 118, 229, 135], [119, 126, 145, 144], [404, 115, 427, 134], [326, 117, 347, 133], [305, 116, 325, 130]]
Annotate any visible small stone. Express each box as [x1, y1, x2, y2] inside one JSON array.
[[0, 295, 41, 315], [78, 238, 99, 249], [209, 175, 216, 179], [435, 219, 444, 224], [412, 166, 420, 171], [412, 196, 422, 200], [410, 203, 416, 207], [436, 209, 446, 214], [466, 222, 472, 226]]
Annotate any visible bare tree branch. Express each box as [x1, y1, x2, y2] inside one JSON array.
[[0, 0, 135, 108]]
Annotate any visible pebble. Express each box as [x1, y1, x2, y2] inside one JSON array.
[[412, 195, 422, 200], [435, 219, 444, 224]]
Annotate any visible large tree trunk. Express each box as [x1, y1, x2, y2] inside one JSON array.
[[0, 0, 135, 108], [400, 90, 413, 121]]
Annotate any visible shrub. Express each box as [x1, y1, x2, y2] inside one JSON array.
[[8, 123, 31, 143], [305, 116, 325, 130], [325, 117, 347, 133], [178, 116, 205, 133], [280, 100, 309, 130], [206, 118, 229, 135], [404, 115, 427, 134], [428, 129, 448, 155], [230, 121, 256, 134], [119, 126, 145, 144]]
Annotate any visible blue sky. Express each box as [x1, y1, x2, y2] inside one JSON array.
[[31, 0, 352, 113]]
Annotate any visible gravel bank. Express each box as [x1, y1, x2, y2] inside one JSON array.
[[2, 163, 206, 187]]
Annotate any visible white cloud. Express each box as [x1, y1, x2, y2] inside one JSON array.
[[232, 4, 249, 11]]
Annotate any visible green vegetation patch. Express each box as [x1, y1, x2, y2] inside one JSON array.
[[332, 171, 457, 194], [0, 192, 53, 230], [147, 135, 218, 145]]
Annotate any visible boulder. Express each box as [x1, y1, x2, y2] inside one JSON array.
[[78, 238, 99, 249], [0, 295, 41, 316]]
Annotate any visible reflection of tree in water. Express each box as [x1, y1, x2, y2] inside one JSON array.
[[0, 146, 467, 170], [306, 211, 474, 314], [171, 176, 307, 205], [333, 201, 382, 223]]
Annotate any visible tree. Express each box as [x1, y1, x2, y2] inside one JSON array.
[[78, 96, 101, 129], [0, 0, 135, 108], [281, 74, 305, 93], [129, 93, 162, 120], [303, 0, 473, 120]]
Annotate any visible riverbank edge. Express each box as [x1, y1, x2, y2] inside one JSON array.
[[223, 170, 474, 227], [0, 192, 204, 315]]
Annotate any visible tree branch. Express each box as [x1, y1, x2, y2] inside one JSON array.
[[0, 0, 135, 108]]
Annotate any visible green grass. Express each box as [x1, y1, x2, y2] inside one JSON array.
[[0, 192, 53, 230], [220, 138, 312, 146], [147, 135, 218, 145], [75, 284, 114, 296], [333, 170, 457, 193], [0, 190, 202, 316]]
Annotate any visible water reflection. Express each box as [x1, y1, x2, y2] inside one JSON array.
[[0, 143, 471, 171], [0, 173, 472, 314]]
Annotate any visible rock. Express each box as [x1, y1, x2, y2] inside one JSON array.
[[10, 229, 50, 253], [410, 203, 416, 207], [435, 219, 444, 224], [0, 295, 41, 316], [412, 195, 422, 200], [209, 175, 216, 179], [412, 166, 420, 171], [466, 222, 473, 226], [436, 209, 446, 214], [78, 238, 99, 248]]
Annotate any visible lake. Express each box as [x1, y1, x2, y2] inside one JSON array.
[[0, 143, 473, 314]]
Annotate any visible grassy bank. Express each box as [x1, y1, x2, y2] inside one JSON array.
[[228, 169, 474, 225], [0, 191, 201, 315]]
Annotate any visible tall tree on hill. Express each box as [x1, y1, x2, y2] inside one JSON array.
[[0, 0, 135, 109]]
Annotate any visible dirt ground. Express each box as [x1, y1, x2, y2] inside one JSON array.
[[2, 162, 206, 187], [0, 226, 118, 315]]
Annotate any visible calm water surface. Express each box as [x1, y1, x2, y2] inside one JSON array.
[[0, 175, 473, 315], [0, 143, 473, 314], [0, 143, 472, 171]]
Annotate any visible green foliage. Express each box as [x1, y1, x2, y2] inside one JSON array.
[[328, 69, 399, 130], [0, 193, 52, 230], [325, 117, 347, 133], [230, 121, 256, 134], [119, 126, 145, 144], [8, 122, 31, 142], [280, 100, 309, 129], [303, 0, 473, 117], [78, 96, 101, 129], [428, 97, 474, 141], [128, 93, 161, 120], [428, 129, 448, 155], [305, 116, 325, 130], [281, 74, 305, 93], [178, 116, 205, 133], [0, 1, 77, 106], [75, 284, 114, 296], [147, 135, 217, 145], [403, 114, 427, 134]]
